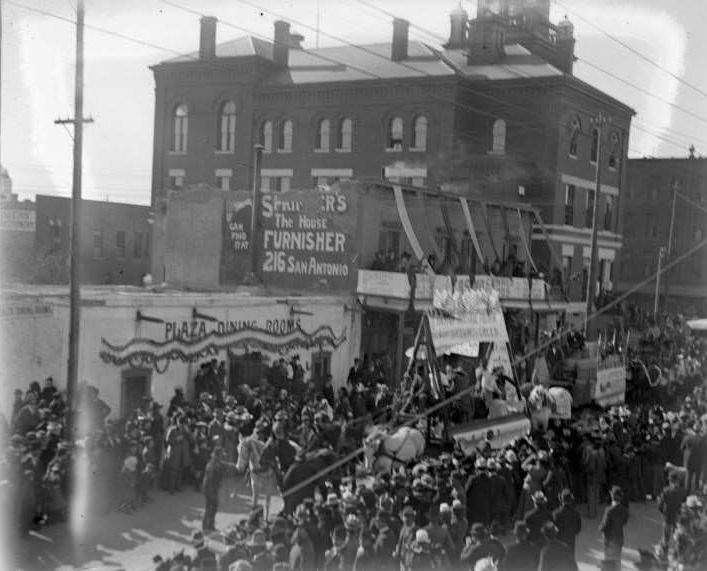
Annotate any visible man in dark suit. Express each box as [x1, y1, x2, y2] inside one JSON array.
[[599, 486, 629, 571], [465, 458, 492, 526], [504, 521, 540, 571], [538, 522, 576, 571], [658, 472, 688, 554], [523, 491, 553, 548], [553, 489, 582, 564]]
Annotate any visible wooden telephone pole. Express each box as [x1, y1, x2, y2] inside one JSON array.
[[585, 112, 611, 336], [55, 0, 92, 436]]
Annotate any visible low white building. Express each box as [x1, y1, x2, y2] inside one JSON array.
[[0, 285, 360, 418]]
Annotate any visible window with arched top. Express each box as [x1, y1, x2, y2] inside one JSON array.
[[261, 120, 273, 153], [569, 116, 581, 157], [279, 120, 293, 152], [316, 119, 330, 151], [491, 118, 506, 154], [608, 132, 620, 170], [171, 104, 188, 153], [337, 118, 352, 151], [218, 101, 236, 152], [412, 116, 428, 150], [387, 117, 403, 150]]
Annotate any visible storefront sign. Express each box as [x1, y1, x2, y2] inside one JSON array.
[[451, 414, 530, 454], [594, 366, 626, 407], [164, 317, 301, 341], [0, 208, 36, 232], [0, 302, 52, 318], [258, 189, 358, 291], [428, 310, 509, 355]]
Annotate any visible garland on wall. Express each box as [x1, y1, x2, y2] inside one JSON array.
[[99, 324, 347, 373]]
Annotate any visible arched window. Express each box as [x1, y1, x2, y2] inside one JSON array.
[[387, 116, 403, 150], [569, 116, 581, 157], [412, 116, 428, 150], [172, 104, 188, 153], [491, 118, 506, 154], [218, 101, 236, 152], [261, 120, 273, 153], [279, 120, 293, 152], [590, 127, 599, 163], [337, 118, 352, 151], [316, 119, 330, 151], [608, 132, 620, 169]]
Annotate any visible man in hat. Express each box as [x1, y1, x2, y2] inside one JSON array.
[[406, 529, 435, 571], [599, 486, 629, 571], [465, 458, 492, 527], [552, 489, 581, 564], [395, 505, 417, 567], [208, 409, 226, 447], [537, 522, 574, 571], [523, 491, 552, 548], [658, 471, 688, 555], [247, 529, 273, 571], [202, 448, 226, 532], [372, 507, 398, 568], [460, 523, 494, 569], [219, 527, 249, 571], [504, 521, 540, 571], [191, 530, 217, 570]]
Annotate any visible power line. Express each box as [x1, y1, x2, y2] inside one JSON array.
[[554, 0, 707, 100], [281, 234, 707, 498], [5, 0, 196, 59], [350, 0, 707, 153]]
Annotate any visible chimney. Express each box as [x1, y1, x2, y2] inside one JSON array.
[[289, 32, 305, 50], [273, 20, 291, 67], [447, 6, 469, 49], [391, 18, 409, 61], [199, 16, 217, 60], [467, 16, 506, 64]]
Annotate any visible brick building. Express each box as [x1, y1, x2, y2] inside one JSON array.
[[34, 195, 151, 285], [149, 0, 633, 302], [0, 190, 36, 284], [617, 156, 707, 313]]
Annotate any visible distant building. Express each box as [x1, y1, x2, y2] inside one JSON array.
[[0, 180, 36, 283], [617, 156, 707, 313], [149, 1, 633, 302], [34, 195, 151, 285]]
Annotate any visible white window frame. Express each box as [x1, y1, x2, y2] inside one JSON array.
[[386, 117, 403, 151], [261, 120, 273, 154], [171, 104, 188, 154], [315, 119, 330, 152], [168, 168, 185, 189], [490, 118, 506, 155], [217, 101, 237, 153], [216, 168, 233, 191], [337, 118, 353, 152], [279, 120, 293, 153], [412, 116, 428, 151]]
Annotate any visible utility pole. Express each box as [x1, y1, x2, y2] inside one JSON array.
[[585, 112, 610, 336], [654, 246, 666, 316], [54, 0, 92, 437]]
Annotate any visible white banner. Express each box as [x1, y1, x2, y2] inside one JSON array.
[[594, 367, 626, 407], [474, 275, 546, 301], [428, 310, 509, 355], [451, 414, 531, 454]]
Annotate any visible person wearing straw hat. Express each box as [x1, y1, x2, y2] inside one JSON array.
[[406, 529, 435, 571], [247, 529, 272, 571], [191, 529, 217, 571]]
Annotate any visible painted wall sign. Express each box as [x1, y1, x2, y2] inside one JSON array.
[[164, 318, 300, 341], [257, 189, 358, 291], [0, 208, 36, 232], [0, 302, 52, 318]]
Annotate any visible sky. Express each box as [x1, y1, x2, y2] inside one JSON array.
[[3, 0, 707, 205]]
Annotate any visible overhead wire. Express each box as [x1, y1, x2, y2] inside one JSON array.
[[280, 233, 707, 498]]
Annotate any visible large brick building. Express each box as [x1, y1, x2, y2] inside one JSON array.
[[617, 156, 707, 313], [149, 0, 633, 302]]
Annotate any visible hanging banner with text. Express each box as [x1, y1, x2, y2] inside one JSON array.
[[221, 197, 253, 284], [427, 308, 510, 355], [257, 189, 358, 292]]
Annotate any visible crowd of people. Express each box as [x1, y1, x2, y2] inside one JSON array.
[[2, 310, 706, 571]]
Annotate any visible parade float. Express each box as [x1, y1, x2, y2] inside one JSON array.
[[403, 285, 532, 455]]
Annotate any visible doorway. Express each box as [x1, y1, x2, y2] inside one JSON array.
[[121, 369, 152, 418]]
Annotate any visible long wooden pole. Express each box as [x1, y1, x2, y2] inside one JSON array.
[[66, 0, 85, 436]]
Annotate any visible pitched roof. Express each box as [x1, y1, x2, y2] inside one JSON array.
[[159, 37, 562, 83]]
